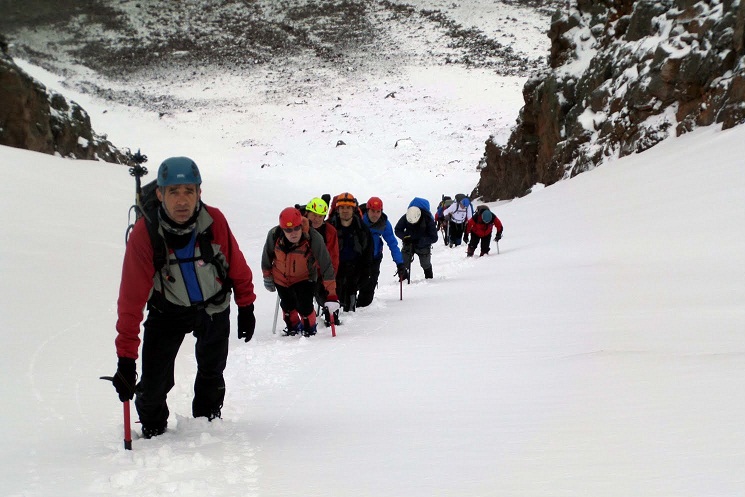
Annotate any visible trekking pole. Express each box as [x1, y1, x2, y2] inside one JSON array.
[[99, 376, 133, 450], [271, 293, 280, 335], [400, 278, 403, 300], [497, 240, 500, 254]]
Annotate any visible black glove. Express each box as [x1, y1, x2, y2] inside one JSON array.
[[396, 263, 409, 282], [463, 233, 469, 242], [112, 357, 137, 402], [403, 235, 412, 245], [238, 304, 256, 342], [494, 232, 502, 242]]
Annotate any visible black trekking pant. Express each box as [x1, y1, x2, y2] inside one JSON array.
[[468, 234, 492, 256], [356, 257, 382, 308], [135, 306, 230, 429], [449, 221, 465, 246], [277, 280, 316, 318], [336, 260, 367, 311]]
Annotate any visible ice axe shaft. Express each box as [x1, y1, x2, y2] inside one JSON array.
[[271, 294, 280, 334], [100, 376, 133, 450], [123, 401, 132, 450]]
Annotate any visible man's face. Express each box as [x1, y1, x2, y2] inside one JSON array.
[[367, 208, 382, 223], [307, 211, 325, 229], [283, 225, 303, 244], [156, 184, 200, 224], [338, 205, 354, 223]]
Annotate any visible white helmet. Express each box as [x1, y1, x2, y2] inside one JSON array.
[[406, 206, 421, 224]]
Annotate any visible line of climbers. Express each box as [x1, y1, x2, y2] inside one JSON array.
[[110, 156, 503, 439]]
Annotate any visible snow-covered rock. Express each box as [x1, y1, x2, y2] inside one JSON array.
[[476, 0, 745, 201]]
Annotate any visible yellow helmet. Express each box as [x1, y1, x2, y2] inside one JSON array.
[[306, 197, 329, 216]]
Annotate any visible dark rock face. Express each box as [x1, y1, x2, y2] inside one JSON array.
[[0, 34, 128, 163], [476, 0, 745, 201]]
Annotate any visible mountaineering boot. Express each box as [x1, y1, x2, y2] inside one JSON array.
[[282, 311, 293, 335], [282, 311, 303, 336], [141, 423, 167, 439], [466, 246, 475, 257], [301, 317, 317, 337], [288, 321, 303, 336], [302, 323, 317, 337], [424, 267, 433, 279], [208, 409, 222, 421]]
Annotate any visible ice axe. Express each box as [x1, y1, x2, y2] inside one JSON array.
[[271, 294, 280, 335], [100, 376, 133, 450]]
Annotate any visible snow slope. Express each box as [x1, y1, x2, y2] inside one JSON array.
[[1, 107, 744, 497]]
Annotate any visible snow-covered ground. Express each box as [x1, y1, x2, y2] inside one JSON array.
[[2, 2, 745, 495]]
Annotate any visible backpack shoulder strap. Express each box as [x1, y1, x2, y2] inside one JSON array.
[[144, 210, 168, 272]]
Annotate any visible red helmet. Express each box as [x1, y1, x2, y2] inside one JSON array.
[[367, 196, 383, 211], [279, 207, 302, 228]]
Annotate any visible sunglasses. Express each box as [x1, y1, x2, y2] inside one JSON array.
[[283, 225, 302, 233]]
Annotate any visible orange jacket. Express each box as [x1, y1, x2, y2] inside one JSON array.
[[261, 217, 336, 295]]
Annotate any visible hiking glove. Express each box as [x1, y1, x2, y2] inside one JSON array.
[[396, 263, 409, 282], [325, 295, 340, 313], [494, 232, 502, 242], [237, 304, 256, 342], [112, 357, 137, 402], [263, 277, 276, 292], [463, 233, 469, 243]]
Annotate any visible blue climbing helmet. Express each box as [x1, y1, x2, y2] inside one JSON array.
[[482, 210, 493, 223], [157, 157, 202, 186]]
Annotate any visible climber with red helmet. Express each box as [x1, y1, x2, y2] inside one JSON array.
[[358, 196, 407, 307], [261, 207, 338, 336]]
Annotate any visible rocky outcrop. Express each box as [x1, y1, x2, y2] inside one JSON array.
[[0, 33, 128, 163], [475, 0, 745, 201]]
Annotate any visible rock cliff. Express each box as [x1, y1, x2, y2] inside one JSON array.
[[476, 0, 745, 200], [0, 34, 128, 163]]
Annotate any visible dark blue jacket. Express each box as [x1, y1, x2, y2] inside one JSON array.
[[394, 198, 438, 249]]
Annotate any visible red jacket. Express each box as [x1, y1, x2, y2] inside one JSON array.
[[466, 211, 503, 238], [115, 205, 255, 359], [321, 222, 340, 273]]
